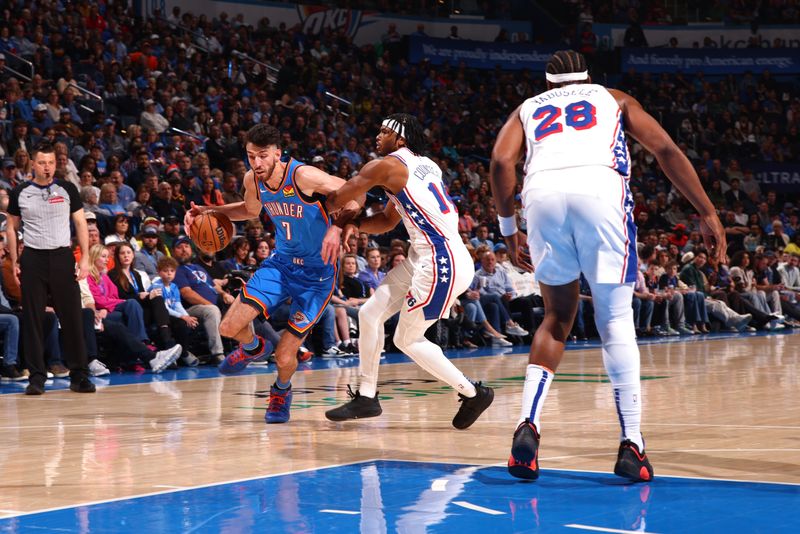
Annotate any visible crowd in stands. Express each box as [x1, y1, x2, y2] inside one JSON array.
[[0, 1, 799, 382]]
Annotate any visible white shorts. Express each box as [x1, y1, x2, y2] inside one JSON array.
[[401, 244, 474, 321], [522, 166, 637, 286]]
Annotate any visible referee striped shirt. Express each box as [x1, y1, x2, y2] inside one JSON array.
[[7, 180, 82, 250]]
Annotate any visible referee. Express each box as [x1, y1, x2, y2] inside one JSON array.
[[5, 142, 95, 395]]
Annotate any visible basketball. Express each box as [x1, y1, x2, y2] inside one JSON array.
[[189, 211, 234, 254]]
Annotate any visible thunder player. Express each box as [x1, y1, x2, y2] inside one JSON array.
[[323, 114, 494, 429], [491, 50, 726, 481], [185, 124, 359, 424]]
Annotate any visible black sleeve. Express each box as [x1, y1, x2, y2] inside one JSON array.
[[61, 180, 82, 213], [7, 184, 24, 217]]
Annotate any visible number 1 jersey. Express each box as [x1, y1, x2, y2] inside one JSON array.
[[386, 147, 464, 260], [520, 84, 630, 183]]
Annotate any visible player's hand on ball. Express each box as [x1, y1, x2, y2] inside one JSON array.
[[184, 202, 207, 230]]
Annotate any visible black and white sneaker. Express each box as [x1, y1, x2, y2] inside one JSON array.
[[325, 386, 382, 421], [452, 382, 494, 429], [321, 345, 349, 358]]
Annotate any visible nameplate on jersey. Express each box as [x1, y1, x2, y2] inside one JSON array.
[[263, 201, 304, 219], [412, 165, 437, 181], [48, 195, 66, 204]]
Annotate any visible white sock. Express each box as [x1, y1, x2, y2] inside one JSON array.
[[518, 364, 554, 429], [613, 382, 644, 451], [591, 283, 645, 451], [394, 315, 477, 397]]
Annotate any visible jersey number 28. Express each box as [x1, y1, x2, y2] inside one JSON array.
[[532, 100, 597, 141]]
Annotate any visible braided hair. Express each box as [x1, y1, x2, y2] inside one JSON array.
[[383, 113, 429, 155], [545, 50, 590, 86]]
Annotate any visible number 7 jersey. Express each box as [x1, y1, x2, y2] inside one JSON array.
[[520, 84, 630, 182]]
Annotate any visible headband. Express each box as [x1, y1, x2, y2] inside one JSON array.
[[382, 118, 405, 139], [545, 70, 589, 83]]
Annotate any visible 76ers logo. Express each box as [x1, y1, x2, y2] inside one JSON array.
[[406, 291, 416, 308]]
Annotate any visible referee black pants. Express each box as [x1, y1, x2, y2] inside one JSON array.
[[20, 247, 88, 386]]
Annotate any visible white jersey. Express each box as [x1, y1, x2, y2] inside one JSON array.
[[386, 147, 463, 259], [519, 84, 630, 190], [386, 147, 473, 320]]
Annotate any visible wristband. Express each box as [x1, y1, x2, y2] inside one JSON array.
[[498, 215, 518, 237]]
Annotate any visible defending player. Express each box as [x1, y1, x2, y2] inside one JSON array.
[[185, 124, 358, 424], [491, 50, 726, 481], [323, 114, 494, 430]]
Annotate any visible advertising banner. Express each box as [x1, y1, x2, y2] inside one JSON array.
[[593, 23, 800, 50], [165, 0, 532, 45], [409, 36, 555, 70], [621, 48, 800, 73], [751, 163, 800, 193]]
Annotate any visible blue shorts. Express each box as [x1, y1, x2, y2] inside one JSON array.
[[240, 254, 336, 337]]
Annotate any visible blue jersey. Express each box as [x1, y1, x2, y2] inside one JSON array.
[[255, 158, 333, 275]]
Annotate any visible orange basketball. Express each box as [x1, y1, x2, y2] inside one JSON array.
[[190, 211, 234, 254]]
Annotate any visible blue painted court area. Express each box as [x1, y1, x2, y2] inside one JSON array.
[[2, 460, 798, 533], [1, 329, 792, 395]]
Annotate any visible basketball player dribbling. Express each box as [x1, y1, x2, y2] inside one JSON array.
[[490, 50, 726, 481], [185, 124, 359, 424], [323, 114, 494, 430]]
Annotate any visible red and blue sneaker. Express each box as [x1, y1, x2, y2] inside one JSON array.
[[508, 419, 541, 480], [218, 336, 272, 375], [265, 383, 292, 424]]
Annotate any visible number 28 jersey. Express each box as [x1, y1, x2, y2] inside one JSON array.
[[520, 84, 630, 183]]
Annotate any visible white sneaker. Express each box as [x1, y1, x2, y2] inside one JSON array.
[[733, 313, 752, 332], [88, 359, 110, 377], [321, 345, 348, 359], [150, 344, 182, 373], [505, 324, 529, 337], [491, 337, 513, 347]]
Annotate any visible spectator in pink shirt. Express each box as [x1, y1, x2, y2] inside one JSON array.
[[86, 244, 149, 342]]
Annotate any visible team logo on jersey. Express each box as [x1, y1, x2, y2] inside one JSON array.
[[293, 311, 308, 324], [406, 291, 416, 308], [296, 5, 374, 39], [282, 185, 295, 198]]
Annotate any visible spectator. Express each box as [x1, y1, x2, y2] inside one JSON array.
[[134, 225, 167, 278], [86, 244, 150, 342], [474, 252, 529, 337], [357, 247, 385, 292], [172, 236, 228, 363], [149, 257, 200, 366]]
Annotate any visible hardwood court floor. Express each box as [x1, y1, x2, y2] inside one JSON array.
[[0, 332, 798, 520]]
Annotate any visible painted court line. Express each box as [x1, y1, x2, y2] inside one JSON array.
[[0, 459, 377, 520], [320, 509, 360, 515], [453, 501, 505, 515], [431, 479, 448, 491], [565, 523, 657, 534]]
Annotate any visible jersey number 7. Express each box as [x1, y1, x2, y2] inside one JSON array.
[[532, 100, 597, 141]]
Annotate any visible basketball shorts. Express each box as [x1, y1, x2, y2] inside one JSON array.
[[522, 167, 637, 286], [402, 245, 474, 321], [241, 254, 335, 337]]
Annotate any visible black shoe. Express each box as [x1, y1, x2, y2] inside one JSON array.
[[508, 419, 540, 480], [1, 364, 27, 381], [452, 382, 494, 429], [614, 439, 654, 482], [325, 385, 382, 421], [69, 377, 96, 393], [25, 382, 45, 395]]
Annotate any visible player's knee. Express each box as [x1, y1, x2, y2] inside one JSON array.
[[359, 301, 379, 328], [392, 328, 410, 353]]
